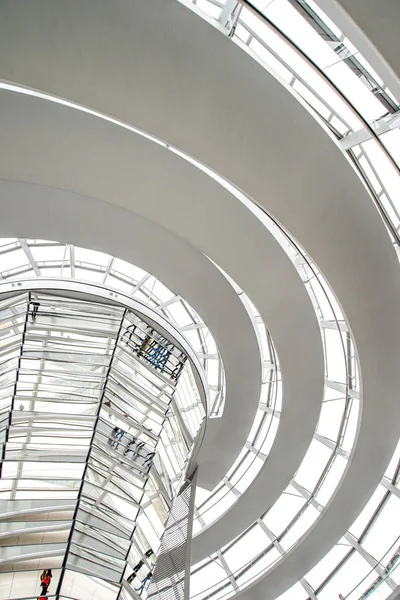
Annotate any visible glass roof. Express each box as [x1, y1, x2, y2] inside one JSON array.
[[187, 211, 361, 599], [171, 1, 400, 599], [0, 238, 224, 418], [0, 239, 281, 536], [0, 289, 202, 600], [0, 237, 360, 599], [179, 0, 400, 248], [0, 0, 399, 594]]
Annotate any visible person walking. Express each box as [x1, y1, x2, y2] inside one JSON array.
[[110, 427, 124, 449], [40, 569, 52, 596], [136, 571, 152, 594], [124, 437, 145, 461], [127, 549, 153, 584]]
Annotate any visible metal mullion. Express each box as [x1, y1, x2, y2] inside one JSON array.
[[79, 502, 134, 536], [0, 357, 22, 377], [179, 322, 206, 332], [301, 578, 318, 600], [217, 550, 239, 591], [69, 545, 123, 573], [6, 485, 79, 495], [336, 332, 356, 451], [344, 532, 398, 590], [75, 515, 131, 549], [259, 404, 281, 417], [156, 295, 181, 312], [8, 449, 87, 462], [75, 522, 128, 557], [20, 355, 111, 371], [70, 262, 106, 277], [112, 349, 173, 401], [100, 405, 158, 444], [314, 432, 349, 460], [18, 239, 41, 276], [4, 474, 83, 483], [0, 242, 22, 256], [358, 487, 392, 547], [19, 366, 105, 381], [10, 423, 93, 434], [9, 433, 92, 444], [69, 245, 75, 277], [23, 305, 119, 324], [250, 394, 271, 442], [107, 390, 165, 424], [245, 441, 267, 462], [218, 0, 241, 31], [237, 0, 400, 176], [21, 366, 105, 380], [381, 477, 400, 499], [290, 0, 398, 113], [88, 458, 144, 488], [79, 502, 134, 535], [0, 310, 26, 328], [59, 243, 69, 277], [0, 333, 24, 349], [32, 299, 121, 319], [101, 257, 114, 285], [25, 334, 115, 350], [223, 477, 241, 498], [86, 475, 141, 509], [76, 505, 130, 542], [169, 397, 193, 449], [149, 468, 172, 508], [241, 21, 351, 132], [18, 373, 104, 389], [357, 147, 400, 228], [19, 395, 100, 408], [128, 274, 151, 296], [112, 352, 173, 405], [13, 409, 96, 421], [82, 496, 138, 529], [91, 442, 148, 485], [115, 346, 176, 395], [136, 405, 161, 433], [359, 146, 397, 206], [107, 373, 167, 417], [24, 316, 120, 335], [102, 394, 160, 442], [1, 264, 34, 279], [106, 476, 144, 505]]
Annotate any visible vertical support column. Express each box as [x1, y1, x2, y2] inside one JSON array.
[[147, 469, 198, 600]]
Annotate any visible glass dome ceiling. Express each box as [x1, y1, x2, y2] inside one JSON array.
[[0, 238, 223, 416], [0, 286, 204, 600], [0, 238, 281, 536], [167, 3, 400, 600], [0, 0, 399, 597]]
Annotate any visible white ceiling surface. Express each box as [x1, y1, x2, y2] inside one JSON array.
[[0, 89, 323, 547], [0, 0, 399, 595], [316, 0, 400, 102]]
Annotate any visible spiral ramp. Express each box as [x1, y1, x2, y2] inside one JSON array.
[[0, 1, 399, 600]]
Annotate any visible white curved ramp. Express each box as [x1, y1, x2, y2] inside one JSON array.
[[0, 1, 399, 599], [0, 89, 323, 552]]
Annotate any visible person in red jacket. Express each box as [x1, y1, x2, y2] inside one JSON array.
[[40, 569, 52, 596]]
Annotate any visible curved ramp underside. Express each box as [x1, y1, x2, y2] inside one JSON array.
[[0, 2, 399, 599]]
